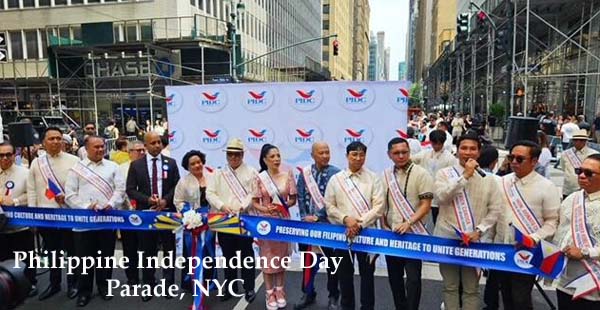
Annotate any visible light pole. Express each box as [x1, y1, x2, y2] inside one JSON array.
[[228, 0, 245, 82]]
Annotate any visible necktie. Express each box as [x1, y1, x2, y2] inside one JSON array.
[[152, 158, 158, 196]]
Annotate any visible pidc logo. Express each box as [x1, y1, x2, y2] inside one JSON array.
[[339, 86, 376, 111], [243, 126, 275, 149], [197, 89, 227, 113], [289, 88, 323, 111], [256, 220, 271, 235], [338, 123, 374, 146], [244, 89, 274, 112], [288, 123, 323, 150], [199, 126, 228, 150], [167, 127, 184, 150], [165, 90, 183, 113], [513, 250, 534, 269], [390, 87, 410, 111]]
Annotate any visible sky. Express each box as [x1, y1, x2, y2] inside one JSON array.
[[369, 0, 410, 80]]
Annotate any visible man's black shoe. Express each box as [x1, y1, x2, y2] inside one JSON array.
[[76, 295, 91, 307], [141, 295, 153, 302], [244, 289, 256, 303], [294, 293, 316, 309], [27, 285, 38, 297], [328, 296, 339, 310], [38, 285, 60, 301], [68, 286, 79, 299]]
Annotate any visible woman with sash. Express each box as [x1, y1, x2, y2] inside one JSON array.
[[252, 144, 297, 310], [173, 150, 213, 291]]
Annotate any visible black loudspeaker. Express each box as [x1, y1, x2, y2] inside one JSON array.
[[8, 122, 36, 147], [504, 117, 539, 149]]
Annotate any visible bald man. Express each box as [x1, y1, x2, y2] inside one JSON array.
[[126, 132, 180, 302], [294, 142, 341, 309]]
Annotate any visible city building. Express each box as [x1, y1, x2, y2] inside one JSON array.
[[430, 0, 456, 63], [383, 47, 390, 81], [322, 0, 353, 80], [352, 0, 370, 81], [376, 31, 385, 80], [0, 0, 324, 129], [398, 61, 407, 81], [413, 0, 433, 82], [406, 0, 418, 82], [367, 32, 378, 81]]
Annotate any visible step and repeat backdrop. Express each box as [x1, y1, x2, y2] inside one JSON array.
[[166, 81, 411, 175]]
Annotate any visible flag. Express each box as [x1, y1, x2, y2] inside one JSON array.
[[514, 226, 537, 248], [45, 179, 62, 200], [530, 239, 566, 278], [453, 226, 471, 246]]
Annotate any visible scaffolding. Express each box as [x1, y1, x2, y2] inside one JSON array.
[[424, 0, 600, 122]]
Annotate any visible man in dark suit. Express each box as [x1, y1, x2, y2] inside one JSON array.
[[126, 132, 180, 302]]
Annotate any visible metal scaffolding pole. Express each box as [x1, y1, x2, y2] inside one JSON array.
[[510, 0, 517, 116], [89, 52, 99, 134], [471, 40, 476, 116], [54, 49, 63, 114], [146, 47, 154, 126], [523, 0, 530, 115], [486, 28, 495, 114]]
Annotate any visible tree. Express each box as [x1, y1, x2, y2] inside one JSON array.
[[409, 83, 422, 108]]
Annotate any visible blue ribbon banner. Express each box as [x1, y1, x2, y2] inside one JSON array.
[[3, 207, 555, 278]]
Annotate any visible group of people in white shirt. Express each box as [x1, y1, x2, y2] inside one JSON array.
[[1, 123, 600, 310]]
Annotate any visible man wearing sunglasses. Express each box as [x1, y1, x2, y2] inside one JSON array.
[[0, 142, 38, 297], [434, 132, 502, 310], [494, 140, 560, 310], [552, 154, 600, 308], [560, 129, 599, 199], [206, 138, 258, 302]]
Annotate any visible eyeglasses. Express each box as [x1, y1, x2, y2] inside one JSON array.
[[506, 154, 529, 164], [575, 167, 600, 178], [0, 153, 13, 159]]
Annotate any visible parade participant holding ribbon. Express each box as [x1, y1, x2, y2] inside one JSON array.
[[294, 141, 341, 310], [64, 135, 126, 307], [560, 129, 598, 199], [413, 129, 457, 225], [173, 150, 214, 291], [206, 138, 258, 302], [26, 127, 80, 301], [494, 140, 560, 310], [0, 142, 37, 297], [126, 131, 180, 302], [325, 141, 384, 310], [252, 143, 297, 310], [553, 154, 600, 308], [382, 137, 433, 310], [434, 132, 502, 310], [118, 140, 145, 286]]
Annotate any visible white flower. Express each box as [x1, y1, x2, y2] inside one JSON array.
[[182, 210, 203, 230]]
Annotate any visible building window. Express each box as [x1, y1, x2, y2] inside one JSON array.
[[323, 20, 329, 30], [54, 0, 67, 5], [23, 0, 35, 8], [38, 0, 51, 6], [9, 31, 23, 60], [25, 30, 38, 59], [71, 0, 84, 4], [323, 4, 329, 14], [7, 0, 19, 9], [88, 0, 101, 3], [190, 0, 195, 6], [40, 30, 48, 58]]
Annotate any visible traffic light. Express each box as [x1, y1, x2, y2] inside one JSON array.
[[456, 13, 470, 40], [476, 11, 487, 28], [495, 29, 509, 52], [333, 39, 339, 56]]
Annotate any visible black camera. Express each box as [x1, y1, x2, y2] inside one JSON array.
[[0, 260, 31, 310]]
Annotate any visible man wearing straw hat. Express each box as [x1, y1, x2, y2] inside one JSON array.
[[206, 138, 258, 303], [560, 129, 599, 199]]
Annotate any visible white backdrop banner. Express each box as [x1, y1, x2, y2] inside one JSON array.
[[166, 81, 410, 174]]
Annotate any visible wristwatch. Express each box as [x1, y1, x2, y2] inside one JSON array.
[[582, 248, 590, 259]]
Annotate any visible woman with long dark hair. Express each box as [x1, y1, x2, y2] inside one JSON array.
[[252, 144, 297, 310]]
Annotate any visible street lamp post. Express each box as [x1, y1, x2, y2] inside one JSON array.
[[228, 0, 245, 82]]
